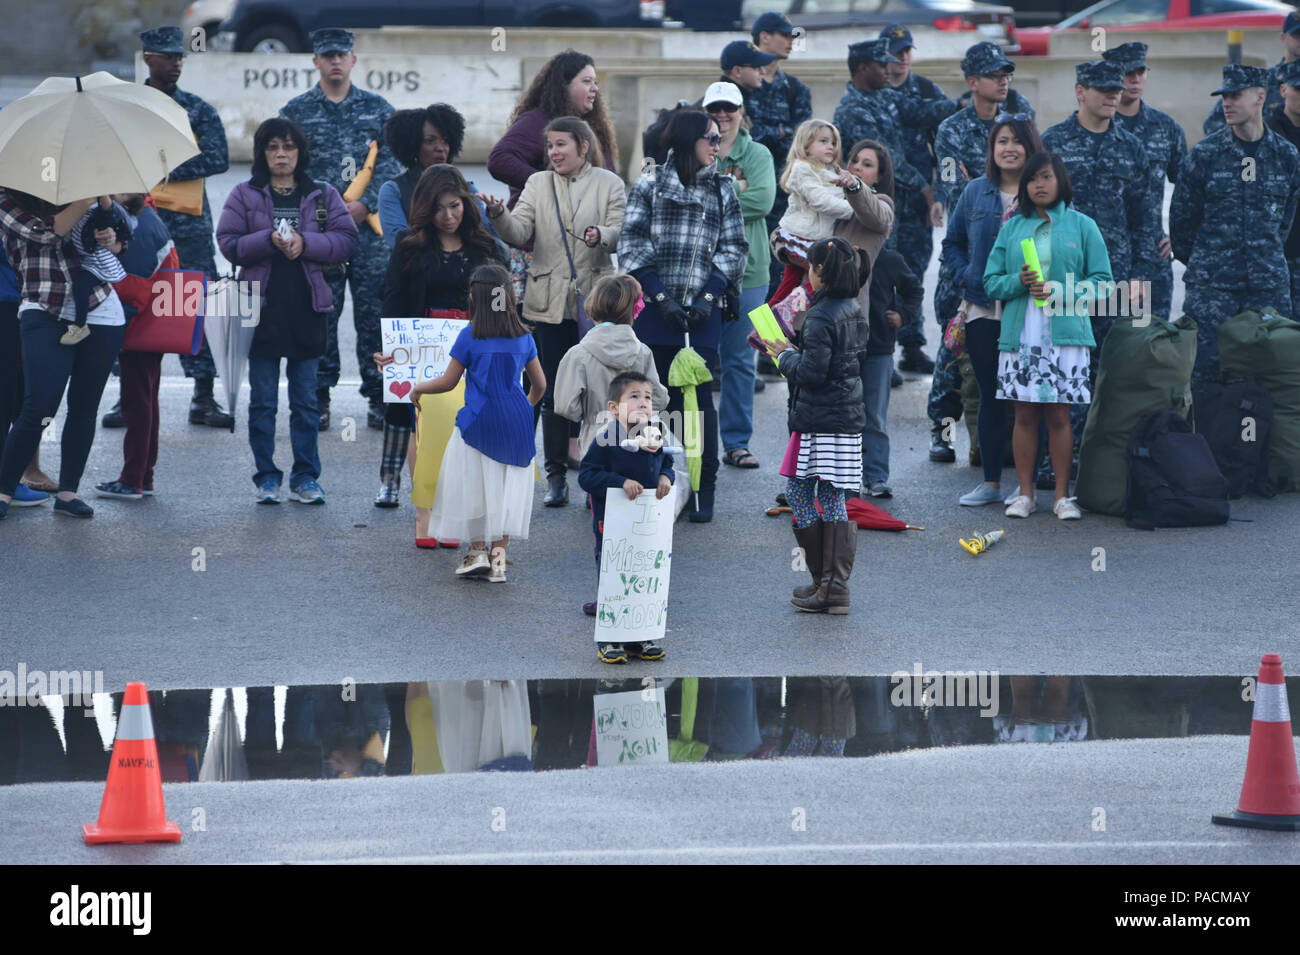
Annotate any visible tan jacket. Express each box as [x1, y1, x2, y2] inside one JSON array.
[[554, 323, 669, 455], [489, 163, 626, 325], [835, 183, 895, 323]]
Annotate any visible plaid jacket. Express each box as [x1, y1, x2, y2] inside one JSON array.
[[0, 190, 110, 316], [619, 154, 747, 306]]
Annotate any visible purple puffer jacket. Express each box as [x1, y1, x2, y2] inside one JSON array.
[[216, 175, 358, 313]]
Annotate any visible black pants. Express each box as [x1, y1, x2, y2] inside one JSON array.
[[0, 301, 21, 440], [0, 309, 124, 495], [964, 317, 1007, 484], [650, 343, 719, 494], [532, 319, 580, 477]]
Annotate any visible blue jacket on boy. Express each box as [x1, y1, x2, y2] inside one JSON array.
[[578, 419, 675, 533]]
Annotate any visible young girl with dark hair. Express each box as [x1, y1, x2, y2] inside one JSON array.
[[761, 237, 871, 614], [413, 264, 547, 584]]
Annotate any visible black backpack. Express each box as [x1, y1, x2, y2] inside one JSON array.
[[1195, 381, 1276, 499], [1125, 410, 1230, 529], [642, 100, 693, 168]]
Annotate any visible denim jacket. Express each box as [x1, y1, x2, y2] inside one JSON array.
[[941, 175, 1008, 309]]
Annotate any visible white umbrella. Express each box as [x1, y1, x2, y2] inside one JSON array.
[[202, 279, 258, 432], [0, 72, 198, 203]]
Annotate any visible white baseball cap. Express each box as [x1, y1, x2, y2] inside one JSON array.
[[702, 81, 744, 108]]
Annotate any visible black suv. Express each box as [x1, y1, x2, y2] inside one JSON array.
[[218, 0, 667, 53]]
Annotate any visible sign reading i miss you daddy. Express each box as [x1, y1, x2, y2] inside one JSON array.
[[595, 491, 673, 643], [594, 687, 669, 767], [380, 317, 469, 403]]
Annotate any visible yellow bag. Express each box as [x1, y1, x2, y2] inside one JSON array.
[[151, 177, 204, 216]]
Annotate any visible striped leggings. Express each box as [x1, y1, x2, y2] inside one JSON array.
[[784, 476, 847, 529]]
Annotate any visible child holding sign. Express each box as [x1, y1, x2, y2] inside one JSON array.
[[414, 264, 547, 583], [578, 371, 675, 664]]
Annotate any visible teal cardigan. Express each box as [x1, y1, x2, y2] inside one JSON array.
[[982, 200, 1113, 351]]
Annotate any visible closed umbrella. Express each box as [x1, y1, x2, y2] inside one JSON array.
[[667, 332, 713, 492], [202, 281, 258, 432], [198, 688, 248, 782], [0, 72, 197, 203]]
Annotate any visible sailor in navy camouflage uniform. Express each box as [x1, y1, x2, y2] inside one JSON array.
[[1104, 42, 1187, 322], [1202, 12, 1300, 136], [1171, 64, 1300, 389], [281, 28, 401, 430], [1265, 59, 1300, 320], [926, 41, 1033, 460], [140, 27, 233, 428], [879, 23, 958, 372], [748, 12, 812, 295]]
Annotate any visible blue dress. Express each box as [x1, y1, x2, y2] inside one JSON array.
[[451, 326, 537, 467]]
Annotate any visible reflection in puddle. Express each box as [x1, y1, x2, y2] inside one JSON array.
[[0, 676, 1276, 785]]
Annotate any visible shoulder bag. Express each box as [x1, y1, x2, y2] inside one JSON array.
[[550, 175, 593, 337]]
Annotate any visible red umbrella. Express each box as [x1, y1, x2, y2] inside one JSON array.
[[765, 498, 923, 532]]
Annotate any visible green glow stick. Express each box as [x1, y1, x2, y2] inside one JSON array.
[[748, 304, 788, 378], [1020, 238, 1047, 307]]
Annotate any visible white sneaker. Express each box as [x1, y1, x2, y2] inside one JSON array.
[[1053, 496, 1082, 520], [455, 549, 490, 577], [487, 548, 507, 583], [1004, 489, 1021, 507], [1005, 494, 1036, 518], [959, 482, 1002, 506]]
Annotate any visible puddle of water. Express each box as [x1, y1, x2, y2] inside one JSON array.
[[0, 675, 1282, 785]]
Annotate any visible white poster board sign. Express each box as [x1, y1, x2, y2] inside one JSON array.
[[595, 491, 673, 643], [380, 317, 469, 402], [594, 687, 669, 767]]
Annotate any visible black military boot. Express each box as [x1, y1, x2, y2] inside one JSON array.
[[898, 345, 935, 374], [929, 425, 956, 463], [101, 401, 124, 429], [317, 389, 331, 431], [544, 473, 569, 507], [190, 378, 234, 429]]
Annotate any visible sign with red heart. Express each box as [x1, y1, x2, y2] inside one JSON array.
[[380, 316, 470, 403]]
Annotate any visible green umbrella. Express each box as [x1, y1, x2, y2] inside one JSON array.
[[668, 332, 713, 491]]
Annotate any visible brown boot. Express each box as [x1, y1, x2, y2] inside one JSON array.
[[791, 521, 857, 614], [791, 521, 824, 599]]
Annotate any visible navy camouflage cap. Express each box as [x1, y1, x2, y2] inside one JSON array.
[[721, 39, 779, 71], [879, 23, 914, 54], [1211, 63, 1272, 95], [1075, 60, 1125, 90], [752, 11, 803, 38], [960, 41, 1014, 77], [310, 28, 354, 55], [139, 26, 185, 55], [1101, 41, 1147, 74], [1279, 59, 1300, 87], [1285, 10, 1300, 34], [848, 38, 901, 65]]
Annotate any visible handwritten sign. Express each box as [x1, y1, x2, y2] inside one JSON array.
[[594, 687, 669, 767], [380, 317, 469, 403], [595, 491, 673, 643]]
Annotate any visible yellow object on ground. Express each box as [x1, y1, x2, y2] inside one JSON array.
[[411, 383, 465, 509], [959, 529, 1004, 556]]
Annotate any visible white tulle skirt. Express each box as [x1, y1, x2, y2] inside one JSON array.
[[429, 428, 534, 542]]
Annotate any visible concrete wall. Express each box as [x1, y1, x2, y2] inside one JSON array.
[[148, 26, 1281, 172]]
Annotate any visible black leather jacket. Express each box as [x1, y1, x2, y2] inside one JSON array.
[[777, 291, 869, 435]]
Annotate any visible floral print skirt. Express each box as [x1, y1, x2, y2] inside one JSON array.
[[995, 302, 1091, 405]]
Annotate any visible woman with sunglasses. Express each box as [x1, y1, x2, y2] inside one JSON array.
[[703, 81, 776, 472], [946, 113, 1045, 508], [619, 109, 748, 523], [483, 117, 626, 507]]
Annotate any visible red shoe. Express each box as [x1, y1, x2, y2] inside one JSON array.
[[416, 537, 439, 549], [438, 538, 460, 548]]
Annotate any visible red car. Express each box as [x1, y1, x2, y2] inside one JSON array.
[[1016, 0, 1295, 56]]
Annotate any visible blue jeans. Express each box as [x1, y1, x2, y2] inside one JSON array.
[[718, 285, 768, 452], [861, 354, 893, 485], [248, 355, 321, 488]]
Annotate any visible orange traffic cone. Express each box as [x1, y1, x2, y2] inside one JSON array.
[[1212, 654, 1300, 831], [83, 682, 182, 844]]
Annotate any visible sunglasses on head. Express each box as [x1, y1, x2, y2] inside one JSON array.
[[706, 101, 740, 113], [701, 133, 723, 146]]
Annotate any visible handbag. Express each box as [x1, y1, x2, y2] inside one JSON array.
[[943, 310, 967, 357], [150, 177, 204, 217], [121, 268, 205, 355], [550, 175, 593, 337]]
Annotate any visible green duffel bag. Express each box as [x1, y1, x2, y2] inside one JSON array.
[[1218, 309, 1300, 492], [1076, 315, 1196, 515]]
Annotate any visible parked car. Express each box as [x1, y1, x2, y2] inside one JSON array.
[[214, 0, 667, 53], [182, 0, 235, 47], [1016, 0, 1296, 56], [723, 0, 1017, 48]]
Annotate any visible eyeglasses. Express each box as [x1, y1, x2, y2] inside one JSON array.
[[701, 133, 723, 147], [994, 112, 1030, 123], [706, 102, 740, 114]]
